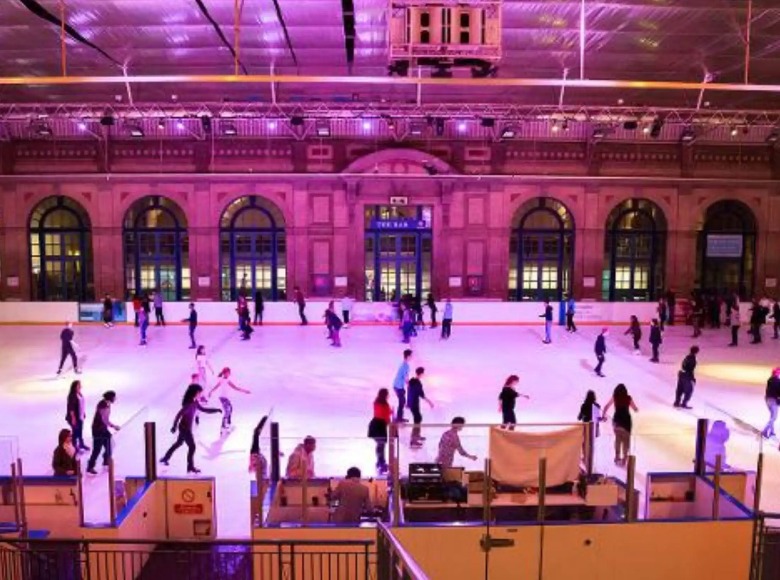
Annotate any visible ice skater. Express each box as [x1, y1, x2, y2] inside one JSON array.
[[674, 346, 699, 409], [441, 298, 453, 340], [540, 300, 553, 344], [649, 319, 662, 363], [153, 291, 165, 326], [186, 302, 198, 349], [138, 308, 149, 346], [400, 304, 415, 344], [407, 367, 433, 447], [238, 295, 253, 340], [624, 315, 641, 354], [577, 390, 602, 436], [594, 328, 608, 377], [427, 293, 438, 329], [728, 303, 741, 347], [772, 299, 780, 339], [207, 368, 251, 433], [762, 368, 780, 439], [324, 303, 343, 347], [254, 290, 264, 326], [602, 384, 638, 467], [367, 388, 392, 474], [66, 380, 89, 453], [56, 321, 81, 375], [392, 349, 412, 423], [498, 374, 530, 430], [86, 391, 120, 474], [436, 417, 477, 468], [160, 384, 222, 474], [341, 293, 354, 328], [195, 345, 215, 388], [249, 415, 270, 478], [566, 295, 577, 332], [102, 294, 114, 328], [294, 286, 308, 325], [657, 297, 668, 331]]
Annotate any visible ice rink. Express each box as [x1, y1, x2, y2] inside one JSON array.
[[2, 318, 779, 538]]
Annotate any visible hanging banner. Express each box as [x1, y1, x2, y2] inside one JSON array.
[[706, 235, 743, 258], [369, 218, 430, 230]]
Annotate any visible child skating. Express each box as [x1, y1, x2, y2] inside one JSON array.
[[208, 368, 251, 433]]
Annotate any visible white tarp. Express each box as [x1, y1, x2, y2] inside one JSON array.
[[489, 426, 583, 487]]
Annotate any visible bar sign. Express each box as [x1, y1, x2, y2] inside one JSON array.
[[390, 196, 408, 206]]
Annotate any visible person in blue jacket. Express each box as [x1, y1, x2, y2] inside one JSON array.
[[566, 295, 577, 332]]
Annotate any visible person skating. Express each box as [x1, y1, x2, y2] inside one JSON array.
[[427, 293, 438, 329], [498, 374, 530, 430], [52, 429, 78, 476], [413, 295, 425, 330], [293, 286, 308, 325], [566, 295, 577, 332], [761, 368, 780, 439], [674, 346, 699, 409], [393, 350, 412, 423], [65, 380, 89, 453], [749, 299, 764, 344], [341, 293, 354, 328], [249, 416, 270, 478], [594, 328, 608, 377], [207, 368, 251, 433], [138, 308, 149, 346], [254, 290, 264, 325], [657, 297, 668, 332], [132, 294, 142, 327], [160, 384, 222, 474], [728, 303, 741, 347], [407, 367, 433, 447], [56, 322, 81, 375], [666, 289, 676, 326], [102, 294, 114, 328], [195, 345, 215, 389], [325, 303, 343, 347], [772, 299, 780, 340], [367, 388, 392, 474], [441, 298, 454, 340], [186, 303, 198, 349], [436, 417, 477, 468], [400, 304, 415, 344], [602, 384, 638, 467], [649, 319, 662, 363], [691, 292, 703, 338], [624, 315, 642, 354], [577, 390, 602, 437], [153, 291, 165, 326], [238, 295, 253, 340], [540, 300, 553, 344], [86, 391, 120, 475]]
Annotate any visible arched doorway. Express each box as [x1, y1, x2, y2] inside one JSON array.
[[697, 200, 756, 298], [123, 196, 189, 300], [219, 196, 286, 301], [603, 199, 667, 301], [509, 198, 574, 301], [29, 196, 93, 301]]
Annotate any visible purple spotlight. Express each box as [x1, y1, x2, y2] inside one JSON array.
[[77, 122, 87, 131], [268, 121, 277, 130], [362, 120, 372, 131], [457, 121, 467, 133], [176, 121, 185, 130]]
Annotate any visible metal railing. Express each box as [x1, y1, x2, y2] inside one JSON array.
[[0, 537, 376, 580], [376, 523, 428, 580]]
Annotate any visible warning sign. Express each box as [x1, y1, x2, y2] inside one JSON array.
[[174, 504, 204, 515], [181, 489, 196, 503]]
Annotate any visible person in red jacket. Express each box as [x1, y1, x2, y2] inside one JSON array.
[[367, 388, 393, 474]]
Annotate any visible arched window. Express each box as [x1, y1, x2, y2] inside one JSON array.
[[220, 196, 286, 301], [29, 196, 93, 301], [603, 199, 666, 301], [123, 196, 189, 301], [697, 200, 757, 298], [509, 198, 574, 301]]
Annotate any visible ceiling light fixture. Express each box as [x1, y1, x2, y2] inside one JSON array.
[[127, 125, 144, 138], [680, 127, 696, 143], [500, 126, 517, 139], [222, 123, 238, 136], [315, 121, 331, 137]]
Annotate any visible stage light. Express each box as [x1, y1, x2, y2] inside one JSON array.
[[409, 122, 424, 137], [222, 123, 238, 136], [551, 122, 560, 133], [481, 118, 495, 128], [642, 125, 651, 135], [176, 121, 185, 130], [77, 122, 87, 131], [290, 116, 304, 127], [730, 127, 738, 137], [592, 127, 605, 140], [457, 121, 468, 133], [362, 120, 372, 131], [315, 121, 331, 137], [680, 127, 696, 143], [650, 118, 663, 138], [268, 120, 278, 130], [157, 119, 166, 130], [36, 124, 52, 136], [127, 125, 144, 138], [500, 126, 517, 139], [200, 116, 212, 134], [766, 132, 778, 144]]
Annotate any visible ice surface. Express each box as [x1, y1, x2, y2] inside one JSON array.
[[2, 320, 778, 537]]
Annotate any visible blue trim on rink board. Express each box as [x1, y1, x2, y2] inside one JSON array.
[[696, 477, 753, 518], [0, 476, 77, 485], [115, 481, 154, 526]]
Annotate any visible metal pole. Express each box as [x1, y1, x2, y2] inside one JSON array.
[[76, 459, 85, 527], [579, 0, 586, 80], [745, 0, 753, 84], [16, 458, 27, 537], [10, 463, 20, 533], [59, 0, 67, 76], [626, 455, 637, 523], [753, 451, 763, 515], [712, 454, 722, 521], [144, 422, 157, 483], [270, 422, 280, 483], [537, 457, 547, 523], [108, 458, 117, 527], [694, 418, 709, 476], [301, 458, 309, 526], [482, 458, 492, 526], [255, 460, 265, 529], [390, 424, 401, 526], [584, 422, 594, 476]]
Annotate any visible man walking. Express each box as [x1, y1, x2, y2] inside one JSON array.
[[762, 368, 780, 439], [566, 295, 577, 332], [441, 298, 453, 340], [393, 350, 412, 423], [729, 303, 741, 347], [540, 300, 553, 344], [86, 391, 120, 474], [138, 308, 149, 346], [187, 302, 198, 349], [674, 346, 699, 409], [294, 286, 308, 325], [153, 291, 165, 326], [594, 328, 607, 377], [649, 319, 662, 363], [57, 321, 81, 375]]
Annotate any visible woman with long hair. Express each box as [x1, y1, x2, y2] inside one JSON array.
[[207, 368, 251, 432], [195, 345, 215, 388], [577, 390, 602, 437], [624, 315, 642, 354], [498, 375, 530, 430], [367, 388, 393, 474], [160, 384, 221, 473], [65, 380, 89, 452], [602, 384, 639, 467]]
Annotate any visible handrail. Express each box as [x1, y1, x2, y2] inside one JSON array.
[[0, 538, 374, 547], [378, 522, 429, 580]]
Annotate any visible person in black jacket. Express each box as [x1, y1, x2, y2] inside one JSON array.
[[52, 429, 77, 476], [674, 346, 699, 409], [426, 293, 438, 329], [772, 300, 780, 340], [649, 319, 663, 363], [160, 384, 221, 473], [594, 328, 608, 377], [56, 322, 81, 376], [624, 315, 642, 354], [762, 368, 780, 439], [102, 294, 114, 328], [186, 303, 198, 349], [254, 290, 264, 325], [540, 300, 553, 344], [66, 380, 89, 452], [86, 391, 120, 474]]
